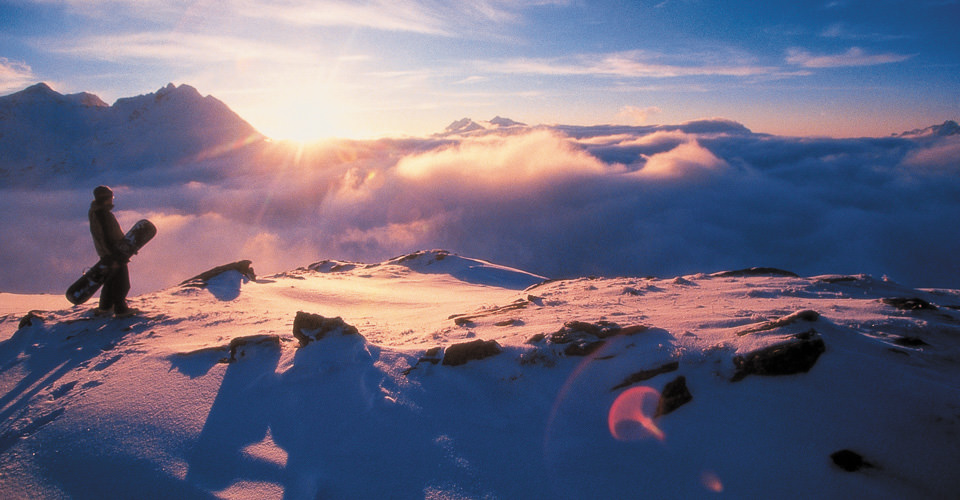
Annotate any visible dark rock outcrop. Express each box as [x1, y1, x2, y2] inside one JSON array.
[[880, 297, 937, 311], [18, 310, 44, 329], [612, 361, 680, 391], [441, 339, 502, 366], [893, 336, 928, 347], [655, 376, 692, 417], [402, 347, 444, 375], [450, 298, 529, 326], [292, 311, 360, 347], [527, 320, 649, 357], [830, 449, 873, 472], [181, 260, 256, 287], [737, 310, 820, 336], [714, 267, 799, 278], [228, 334, 281, 362], [732, 330, 826, 381]]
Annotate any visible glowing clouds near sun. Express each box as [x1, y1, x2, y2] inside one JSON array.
[[607, 386, 665, 441], [395, 130, 607, 191], [4, 118, 960, 295]]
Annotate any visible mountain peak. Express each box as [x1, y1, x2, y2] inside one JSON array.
[[24, 82, 56, 94], [444, 117, 485, 135], [441, 116, 527, 136], [895, 120, 960, 138], [489, 116, 526, 128], [2, 82, 61, 103]]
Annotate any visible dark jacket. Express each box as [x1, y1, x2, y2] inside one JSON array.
[[89, 200, 125, 260]]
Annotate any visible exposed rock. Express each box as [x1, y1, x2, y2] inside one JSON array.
[[441, 339, 502, 366], [292, 311, 360, 347], [612, 361, 680, 391], [527, 320, 650, 357], [550, 320, 623, 343], [830, 449, 873, 472], [732, 330, 826, 381], [518, 348, 556, 367], [307, 260, 359, 273], [655, 376, 692, 417], [228, 334, 281, 362], [391, 249, 450, 265], [892, 336, 928, 347], [880, 297, 937, 311], [818, 275, 861, 284], [563, 341, 606, 356], [713, 267, 799, 278], [738, 309, 820, 336], [181, 260, 256, 287], [450, 298, 529, 326], [402, 347, 444, 375], [18, 310, 44, 329]]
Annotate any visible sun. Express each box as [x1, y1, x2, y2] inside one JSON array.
[[254, 102, 348, 142], [229, 85, 354, 142]]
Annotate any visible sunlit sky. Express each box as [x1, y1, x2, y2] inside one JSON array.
[[1, 0, 958, 140]]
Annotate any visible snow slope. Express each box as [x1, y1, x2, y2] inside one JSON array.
[[1, 251, 958, 498]]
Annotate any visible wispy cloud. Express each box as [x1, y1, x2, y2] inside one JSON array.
[[617, 105, 661, 125], [786, 47, 913, 68], [819, 23, 910, 42], [488, 51, 775, 79], [44, 31, 312, 65], [234, 0, 452, 35], [0, 58, 37, 92], [29, 0, 540, 37]]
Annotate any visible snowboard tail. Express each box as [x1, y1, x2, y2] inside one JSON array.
[[66, 219, 157, 305]]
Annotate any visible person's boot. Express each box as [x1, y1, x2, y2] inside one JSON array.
[[114, 308, 141, 318]]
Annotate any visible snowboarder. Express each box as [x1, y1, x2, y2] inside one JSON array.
[[88, 185, 139, 317]]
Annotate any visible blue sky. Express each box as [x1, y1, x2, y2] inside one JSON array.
[[1, 0, 958, 139]]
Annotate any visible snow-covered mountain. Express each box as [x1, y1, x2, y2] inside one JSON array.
[[0, 83, 265, 186], [441, 116, 528, 136], [895, 120, 960, 138], [1, 251, 958, 498]]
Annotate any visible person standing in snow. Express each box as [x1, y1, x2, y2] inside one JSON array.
[[88, 185, 138, 317]]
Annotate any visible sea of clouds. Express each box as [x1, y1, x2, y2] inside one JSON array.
[[3, 119, 959, 295]]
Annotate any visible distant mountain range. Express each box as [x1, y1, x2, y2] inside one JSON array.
[[441, 116, 528, 135], [894, 120, 960, 138], [1, 82, 957, 187], [0, 83, 264, 186]]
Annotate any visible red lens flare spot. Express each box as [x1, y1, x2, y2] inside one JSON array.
[[701, 470, 723, 493], [608, 386, 664, 441]]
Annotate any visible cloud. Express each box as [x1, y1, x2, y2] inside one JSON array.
[[617, 105, 661, 125], [4, 121, 960, 296], [28, 0, 543, 37], [46, 32, 311, 65], [786, 47, 913, 68], [489, 51, 776, 79], [635, 138, 727, 179], [0, 58, 37, 93]]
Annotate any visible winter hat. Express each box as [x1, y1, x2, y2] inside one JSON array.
[[93, 185, 114, 201]]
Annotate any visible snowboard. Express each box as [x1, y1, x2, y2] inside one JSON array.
[[66, 219, 157, 305]]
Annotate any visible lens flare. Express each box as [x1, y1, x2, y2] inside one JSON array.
[[701, 470, 723, 493], [608, 386, 664, 441]]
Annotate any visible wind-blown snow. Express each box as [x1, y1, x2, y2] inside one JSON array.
[[1, 252, 959, 498]]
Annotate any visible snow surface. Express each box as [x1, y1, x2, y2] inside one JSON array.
[[1, 251, 959, 498]]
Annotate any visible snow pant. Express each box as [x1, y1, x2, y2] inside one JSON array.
[[99, 262, 130, 313]]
